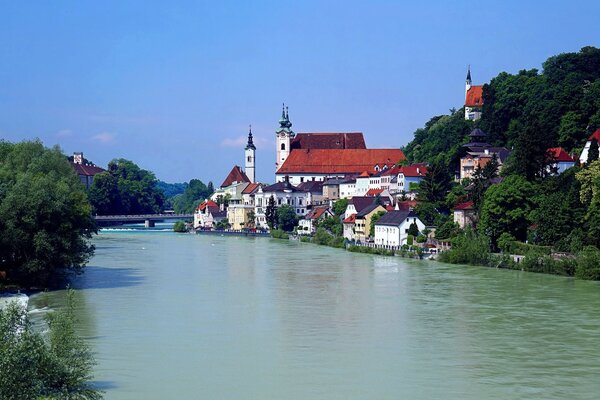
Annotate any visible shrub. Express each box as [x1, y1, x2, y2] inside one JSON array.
[[438, 228, 490, 265], [575, 246, 600, 280], [416, 235, 427, 243], [270, 229, 289, 240], [173, 221, 187, 232]]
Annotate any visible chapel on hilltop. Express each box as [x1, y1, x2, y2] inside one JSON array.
[[465, 66, 484, 121]]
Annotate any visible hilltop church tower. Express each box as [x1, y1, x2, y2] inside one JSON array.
[[464, 66, 483, 121], [465, 65, 472, 97], [245, 125, 256, 183], [275, 104, 294, 172]]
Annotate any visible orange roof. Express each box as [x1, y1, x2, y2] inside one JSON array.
[[277, 149, 406, 175], [365, 188, 384, 196], [397, 200, 417, 211], [343, 214, 356, 224], [547, 147, 575, 162], [242, 183, 261, 194], [399, 165, 428, 177], [220, 165, 250, 188], [465, 85, 484, 107], [359, 171, 371, 178], [306, 207, 330, 220], [454, 201, 474, 210], [197, 200, 219, 211], [588, 129, 600, 142]]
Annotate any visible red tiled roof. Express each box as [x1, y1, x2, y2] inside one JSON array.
[[547, 147, 575, 162], [399, 165, 428, 177], [306, 207, 330, 220], [381, 165, 401, 176], [220, 165, 250, 188], [70, 163, 105, 176], [358, 171, 370, 178], [397, 200, 417, 211], [242, 183, 261, 194], [365, 188, 384, 196], [385, 205, 395, 211], [454, 200, 474, 210], [197, 200, 219, 211], [588, 129, 600, 142], [291, 133, 366, 150], [343, 214, 356, 224], [465, 85, 484, 107], [277, 149, 405, 175]]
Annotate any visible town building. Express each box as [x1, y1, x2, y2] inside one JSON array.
[[342, 214, 356, 240], [339, 178, 357, 199], [374, 210, 426, 247], [354, 203, 387, 242], [547, 147, 576, 174], [397, 164, 428, 192], [69, 152, 105, 189], [298, 206, 333, 234], [253, 179, 313, 229], [465, 66, 483, 121], [579, 129, 600, 164], [194, 200, 226, 229], [244, 126, 256, 183], [459, 129, 510, 180], [453, 200, 476, 229]]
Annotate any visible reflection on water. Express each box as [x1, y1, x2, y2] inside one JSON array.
[[30, 232, 600, 400]]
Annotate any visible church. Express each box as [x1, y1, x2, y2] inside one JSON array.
[[465, 66, 483, 121], [273, 105, 405, 185]]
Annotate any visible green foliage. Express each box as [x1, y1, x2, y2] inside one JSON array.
[[479, 175, 535, 245], [0, 290, 102, 400], [417, 160, 452, 207], [276, 204, 298, 232], [173, 221, 187, 233], [434, 215, 461, 240], [347, 245, 394, 256], [89, 158, 164, 215], [438, 228, 491, 265], [497, 232, 516, 253], [172, 179, 213, 214], [416, 235, 427, 243], [588, 138, 599, 163], [407, 222, 420, 237], [156, 181, 188, 209], [215, 218, 230, 230], [575, 246, 600, 280], [318, 215, 343, 237], [517, 252, 576, 277], [332, 198, 349, 216], [270, 229, 289, 240], [311, 228, 345, 248], [265, 196, 277, 229], [0, 140, 96, 287], [406, 235, 413, 245]]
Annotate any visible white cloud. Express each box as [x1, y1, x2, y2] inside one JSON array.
[[91, 132, 116, 144]]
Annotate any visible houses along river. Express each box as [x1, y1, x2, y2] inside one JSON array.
[[30, 229, 600, 399]]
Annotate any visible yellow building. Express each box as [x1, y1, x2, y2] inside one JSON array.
[[354, 204, 386, 242]]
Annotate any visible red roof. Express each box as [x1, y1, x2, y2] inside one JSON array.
[[385, 205, 395, 211], [306, 207, 330, 220], [358, 171, 371, 178], [588, 129, 600, 142], [197, 200, 219, 211], [291, 133, 366, 150], [220, 165, 250, 188], [70, 162, 105, 176], [381, 165, 401, 176], [365, 188, 384, 197], [547, 147, 575, 162], [399, 165, 428, 177], [343, 214, 356, 224], [277, 149, 406, 175], [397, 200, 417, 211], [242, 183, 261, 194], [454, 200, 474, 210], [465, 85, 484, 107]]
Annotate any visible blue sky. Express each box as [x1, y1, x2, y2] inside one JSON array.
[[1, 1, 598, 184]]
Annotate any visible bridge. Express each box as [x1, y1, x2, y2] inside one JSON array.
[[94, 213, 194, 227]]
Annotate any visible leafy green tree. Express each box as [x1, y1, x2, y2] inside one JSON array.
[[276, 204, 298, 232], [0, 140, 96, 286], [215, 218, 231, 230], [265, 195, 277, 229], [332, 198, 349, 216], [173, 221, 187, 232], [247, 211, 256, 229], [438, 227, 491, 265], [558, 111, 586, 150], [172, 179, 213, 214], [417, 160, 452, 207], [319, 215, 343, 237], [0, 290, 102, 400], [479, 175, 536, 245], [407, 222, 419, 237], [575, 246, 600, 280], [89, 159, 164, 215]]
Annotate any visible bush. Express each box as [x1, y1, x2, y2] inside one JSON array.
[[497, 232, 516, 253], [0, 290, 102, 399], [270, 229, 289, 240], [416, 235, 427, 243], [173, 221, 187, 233], [347, 245, 394, 256], [575, 246, 600, 280], [438, 228, 490, 265]]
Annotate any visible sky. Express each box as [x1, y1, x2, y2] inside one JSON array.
[[1, 1, 599, 184]]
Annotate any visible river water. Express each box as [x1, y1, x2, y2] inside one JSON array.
[[30, 230, 600, 399]]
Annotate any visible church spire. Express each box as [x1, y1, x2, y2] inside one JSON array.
[[245, 124, 256, 150], [466, 65, 472, 84]]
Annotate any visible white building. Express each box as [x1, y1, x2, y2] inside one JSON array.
[[254, 179, 313, 229], [339, 178, 357, 199], [579, 129, 600, 164], [374, 210, 426, 247]]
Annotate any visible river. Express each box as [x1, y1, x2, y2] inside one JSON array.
[[30, 229, 600, 399]]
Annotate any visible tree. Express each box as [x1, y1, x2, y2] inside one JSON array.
[[265, 195, 277, 229], [276, 204, 298, 232], [0, 290, 102, 399], [215, 218, 230, 230], [408, 222, 420, 237], [479, 175, 536, 245], [0, 140, 96, 286], [173, 221, 187, 232], [417, 160, 452, 207], [172, 179, 213, 214], [247, 211, 256, 229], [89, 159, 164, 215], [588, 138, 599, 163], [207, 181, 215, 194], [332, 198, 349, 216]]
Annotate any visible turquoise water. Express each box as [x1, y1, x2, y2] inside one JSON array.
[[30, 231, 600, 399]]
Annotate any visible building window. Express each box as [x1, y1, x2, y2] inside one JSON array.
[[281, 143, 286, 150], [300, 177, 304, 182], [247, 156, 251, 162], [278, 198, 282, 205]]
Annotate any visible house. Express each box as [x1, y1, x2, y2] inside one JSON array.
[[453, 200, 476, 229], [342, 214, 356, 240], [380, 165, 400, 193], [322, 178, 345, 201], [459, 129, 510, 180], [297, 180, 325, 206], [397, 164, 428, 192], [354, 204, 387, 242], [547, 147, 576, 174], [253, 178, 312, 229], [579, 129, 600, 164], [69, 152, 105, 189], [194, 200, 227, 229], [374, 210, 426, 247], [355, 171, 371, 196], [211, 165, 251, 204], [464, 66, 483, 121], [344, 196, 380, 219], [273, 106, 405, 184], [298, 207, 334, 234]]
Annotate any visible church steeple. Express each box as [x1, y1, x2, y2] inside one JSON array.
[[466, 65, 472, 85], [275, 103, 294, 174], [245, 125, 256, 150], [245, 124, 256, 183]]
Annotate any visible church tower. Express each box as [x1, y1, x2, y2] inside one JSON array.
[[245, 125, 256, 183], [275, 104, 294, 172], [465, 65, 472, 98]]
